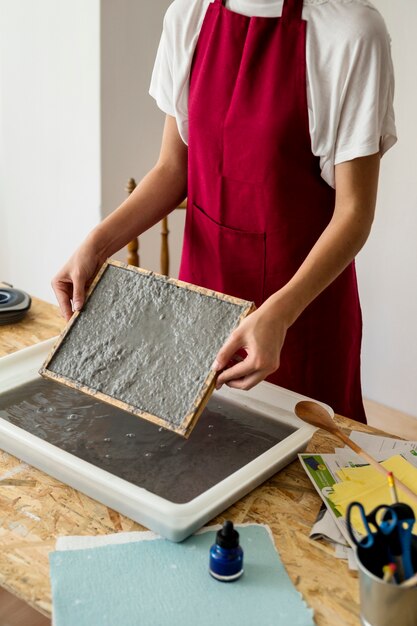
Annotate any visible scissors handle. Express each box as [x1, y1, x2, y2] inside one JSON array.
[[346, 502, 374, 548], [383, 503, 415, 580], [346, 503, 399, 549], [389, 518, 415, 579], [369, 504, 398, 536]]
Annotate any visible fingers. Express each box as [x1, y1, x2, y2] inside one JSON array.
[[51, 278, 73, 321], [214, 332, 280, 391], [212, 330, 243, 372], [218, 366, 270, 391], [216, 354, 274, 390], [50, 241, 102, 321], [71, 272, 85, 312], [216, 359, 256, 388], [52, 271, 86, 321], [226, 371, 266, 391]]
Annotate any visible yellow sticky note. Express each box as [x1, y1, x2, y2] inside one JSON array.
[[328, 455, 417, 536]]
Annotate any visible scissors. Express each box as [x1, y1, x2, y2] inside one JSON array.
[[346, 502, 399, 550], [347, 502, 415, 581], [383, 502, 416, 580]]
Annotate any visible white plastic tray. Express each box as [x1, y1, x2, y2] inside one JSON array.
[[0, 338, 330, 541]]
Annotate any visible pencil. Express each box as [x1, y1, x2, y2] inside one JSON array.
[[387, 471, 399, 504], [382, 563, 397, 583]]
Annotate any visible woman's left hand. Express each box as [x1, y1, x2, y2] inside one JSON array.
[[212, 300, 290, 391]]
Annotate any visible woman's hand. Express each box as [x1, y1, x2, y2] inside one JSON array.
[[212, 298, 291, 390], [51, 116, 188, 322], [212, 155, 381, 391], [51, 239, 106, 321]]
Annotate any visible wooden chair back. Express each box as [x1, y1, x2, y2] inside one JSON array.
[[125, 178, 187, 275]]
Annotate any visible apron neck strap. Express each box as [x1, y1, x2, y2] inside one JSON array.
[[216, 0, 303, 19], [282, 0, 304, 21]]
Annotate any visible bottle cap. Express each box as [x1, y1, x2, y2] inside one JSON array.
[[216, 521, 239, 549]]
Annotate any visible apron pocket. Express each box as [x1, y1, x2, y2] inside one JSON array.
[[191, 202, 266, 306]]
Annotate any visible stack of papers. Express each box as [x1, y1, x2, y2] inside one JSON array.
[[330, 455, 417, 534], [299, 432, 417, 568]]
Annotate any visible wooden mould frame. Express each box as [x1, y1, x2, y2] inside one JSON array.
[[39, 260, 256, 437]]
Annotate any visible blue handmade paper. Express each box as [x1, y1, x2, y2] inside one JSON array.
[[49, 525, 314, 626]]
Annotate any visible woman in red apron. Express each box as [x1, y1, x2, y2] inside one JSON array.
[[53, 0, 384, 423], [178, 0, 380, 422]]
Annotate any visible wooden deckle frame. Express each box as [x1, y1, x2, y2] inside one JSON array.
[[40, 260, 255, 437]]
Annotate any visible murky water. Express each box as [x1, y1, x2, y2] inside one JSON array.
[[0, 378, 296, 503]]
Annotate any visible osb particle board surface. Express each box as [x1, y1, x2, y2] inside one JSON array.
[[0, 296, 65, 357], [40, 261, 255, 436], [0, 426, 369, 625], [0, 296, 384, 624]]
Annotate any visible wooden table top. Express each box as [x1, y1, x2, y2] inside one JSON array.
[[0, 296, 378, 624]]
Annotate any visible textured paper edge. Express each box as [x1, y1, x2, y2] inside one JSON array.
[[54, 523, 273, 551], [40, 259, 256, 437]]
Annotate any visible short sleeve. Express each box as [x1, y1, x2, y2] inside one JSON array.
[[307, 3, 397, 188], [149, 11, 176, 117], [148, 0, 208, 145], [333, 16, 397, 168]]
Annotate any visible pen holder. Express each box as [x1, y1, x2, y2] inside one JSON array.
[[356, 545, 417, 626]]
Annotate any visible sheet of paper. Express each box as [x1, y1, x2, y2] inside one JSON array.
[[335, 447, 417, 469], [300, 431, 417, 551], [329, 455, 417, 535], [309, 505, 348, 546], [349, 431, 417, 456], [299, 452, 359, 547], [50, 525, 315, 626], [347, 548, 358, 570], [334, 543, 357, 570]]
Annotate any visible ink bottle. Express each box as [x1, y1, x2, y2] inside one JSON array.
[[209, 521, 244, 581]]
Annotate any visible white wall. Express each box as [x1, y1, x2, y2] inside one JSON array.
[[100, 0, 164, 225], [117, 0, 417, 418], [0, 0, 101, 303], [1, 0, 415, 417], [103, 0, 417, 417], [357, 0, 417, 417], [100, 0, 185, 276]]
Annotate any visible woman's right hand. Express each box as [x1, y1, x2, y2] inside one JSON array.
[[51, 240, 106, 321]]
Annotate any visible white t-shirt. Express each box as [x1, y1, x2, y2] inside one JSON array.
[[149, 0, 397, 188]]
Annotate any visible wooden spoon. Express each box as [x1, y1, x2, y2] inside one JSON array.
[[295, 400, 417, 507]]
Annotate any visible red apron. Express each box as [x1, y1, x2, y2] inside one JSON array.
[[179, 0, 366, 422]]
